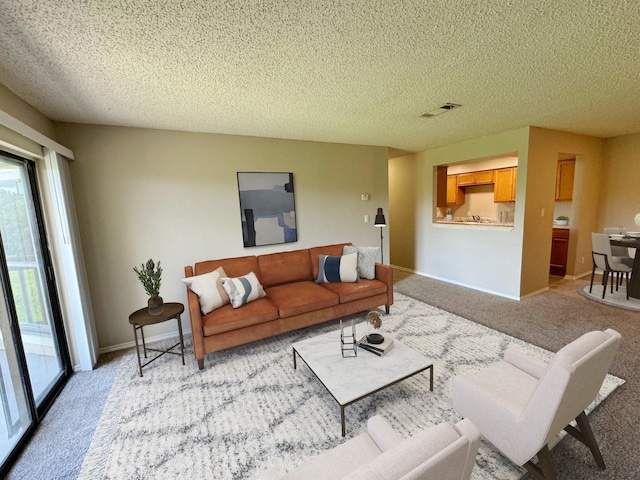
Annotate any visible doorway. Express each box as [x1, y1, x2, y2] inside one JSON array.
[[0, 151, 71, 474]]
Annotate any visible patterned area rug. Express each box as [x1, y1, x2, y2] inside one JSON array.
[[578, 284, 640, 312], [79, 293, 624, 480]]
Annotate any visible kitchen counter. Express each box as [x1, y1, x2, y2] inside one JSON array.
[[436, 220, 514, 228]]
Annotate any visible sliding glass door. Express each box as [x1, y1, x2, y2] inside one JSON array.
[[0, 151, 71, 472]]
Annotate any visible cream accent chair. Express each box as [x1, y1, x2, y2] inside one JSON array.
[[260, 415, 481, 480], [453, 329, 621, 480], [591, 233, 632, 299]]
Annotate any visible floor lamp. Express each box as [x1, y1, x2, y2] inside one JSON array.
[[374, 207, 386, 264]]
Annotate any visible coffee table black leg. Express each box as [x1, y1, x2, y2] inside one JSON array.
[[341, 406, 346, 437], [430, 365, 433, 391], [293, 348, 297, 369]]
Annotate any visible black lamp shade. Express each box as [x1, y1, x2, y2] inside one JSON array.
[[374, 207, 386, 227]]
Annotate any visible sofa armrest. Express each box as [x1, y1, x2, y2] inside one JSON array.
[[504, 348, 548, 379], [184, 265, 206, 369], [367, 415, 403, 452], [374, 264, 394, 312]]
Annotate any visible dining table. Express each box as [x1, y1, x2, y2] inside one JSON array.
[[610, 236, 640, 298]]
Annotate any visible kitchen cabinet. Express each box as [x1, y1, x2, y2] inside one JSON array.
[[494, 167, 517, 202], [550, 228, 570, 276], [436, 167, 465, 207], [446, 175, 465, 205], [555, 159, 575, 201], [457, 170, 495, 186]]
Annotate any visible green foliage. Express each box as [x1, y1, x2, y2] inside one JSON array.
[[556, 215, 569, 221], [133, 259, 162, 297], [9, 269, 45, 325], [0, 189, 35, 261]]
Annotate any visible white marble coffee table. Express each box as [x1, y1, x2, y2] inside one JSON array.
[[292, 326, 433, 436]]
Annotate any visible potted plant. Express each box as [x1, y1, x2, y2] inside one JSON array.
[[555, 215, 569, 226], [133, 259, 163, 315]]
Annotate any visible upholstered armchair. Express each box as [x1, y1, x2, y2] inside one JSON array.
[[260, 415, 481, 480], [453, 329, 621, 480]]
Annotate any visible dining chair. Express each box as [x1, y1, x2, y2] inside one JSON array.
[[603, 228, 634, 287], [590, 232, 632, 299]]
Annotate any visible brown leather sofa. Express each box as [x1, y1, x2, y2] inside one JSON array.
[[184, 243, 394, 369]]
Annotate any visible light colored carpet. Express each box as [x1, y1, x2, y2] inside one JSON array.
[[79, 293, 624, 480], [578, 284, 640, 312]]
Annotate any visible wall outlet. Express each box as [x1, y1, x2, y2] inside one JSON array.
[[581, 256, 585, 264], [364, 214, 369, 223], [541, 207, 545, 217], [361, 193, 369, 201]]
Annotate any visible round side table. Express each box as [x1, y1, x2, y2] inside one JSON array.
[[128, 302, 185, 377]]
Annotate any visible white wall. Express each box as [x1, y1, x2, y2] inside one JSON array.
[[413, 128, 529, 299], [55, 124, 389, 351]]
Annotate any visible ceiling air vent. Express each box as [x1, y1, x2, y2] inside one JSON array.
[[419, 103, 462, 118]]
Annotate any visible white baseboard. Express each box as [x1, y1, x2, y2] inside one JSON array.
[[99, 328, 192, 355]]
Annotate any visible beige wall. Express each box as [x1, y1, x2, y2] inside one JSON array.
[[388, 154, 417, 270], [600, 132, 640, 232], [54, 123, 389, 350], [526, 128, 605, 288], [0, 84, 54, 158], [412, 127, 529, 299]]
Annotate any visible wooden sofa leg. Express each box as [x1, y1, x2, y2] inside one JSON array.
[[565, 411, 606, 470], [523, 445, 556, 480], [197, 358, 204, 370], [385, 305, 390, 314]]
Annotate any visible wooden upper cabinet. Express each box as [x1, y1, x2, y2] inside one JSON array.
[[436, 166, 465, 207], [446, 175, 465, 205], [457, 169, 495, 186], [555, 159, 575, 201], [494, 167, 517, 202]]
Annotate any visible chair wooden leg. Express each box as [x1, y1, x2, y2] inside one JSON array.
[[601, 271, 609, 299], [626, 272, 630, 300], [589, 264, 596, 293], [564, 411, 606, 470], [523, 445, 557, 480]]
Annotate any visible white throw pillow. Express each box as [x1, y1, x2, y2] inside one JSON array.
[[343, 245, 379, 280], [222, 271, 266, 308], [182, 267, 229, 314]]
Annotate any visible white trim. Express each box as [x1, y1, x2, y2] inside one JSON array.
[[0, 109, 74, 159], [0, 139, 42, 160], [40, 150, 98, 370]]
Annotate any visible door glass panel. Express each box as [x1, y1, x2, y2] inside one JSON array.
[[0, 277, 32, 464], [0, 156, 63, 403]]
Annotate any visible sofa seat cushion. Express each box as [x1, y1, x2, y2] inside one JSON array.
[[321, 279, 387, 304], [202, 297, 278, 336], [265, 281, 339, 318]]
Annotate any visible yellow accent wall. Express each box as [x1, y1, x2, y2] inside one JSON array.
[[389, 153, 417, 270], [600, 132, 640, 232]]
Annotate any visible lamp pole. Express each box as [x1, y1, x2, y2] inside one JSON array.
[[374, 207, 386, 264]]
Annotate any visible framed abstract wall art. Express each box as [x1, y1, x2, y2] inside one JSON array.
[[237, 172, 297, 247]]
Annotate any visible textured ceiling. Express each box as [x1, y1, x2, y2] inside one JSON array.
[[1, 1, 640, 153]]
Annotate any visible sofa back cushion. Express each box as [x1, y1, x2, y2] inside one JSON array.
[[194, 256, 260, 280], [309, 243, 351, 280], [257, 249, 313, 288]]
